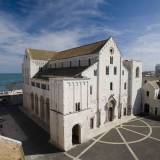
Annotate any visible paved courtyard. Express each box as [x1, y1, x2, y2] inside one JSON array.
[[0, 106, 160, 160]]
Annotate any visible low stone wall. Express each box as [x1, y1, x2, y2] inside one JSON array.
[[0, 90, 23, 105], [0, 135, 24, 160]]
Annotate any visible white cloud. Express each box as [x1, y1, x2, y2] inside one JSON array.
[[0, 0, 124, 72], [124, 31, 160, 71]]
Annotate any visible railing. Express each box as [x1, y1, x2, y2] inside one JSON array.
[[0, 89, 23, 95]]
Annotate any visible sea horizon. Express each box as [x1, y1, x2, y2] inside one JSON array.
[[0, 73, 22, 92]]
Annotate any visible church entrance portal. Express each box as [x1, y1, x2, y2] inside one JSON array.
[[108, 100, 116, 121]]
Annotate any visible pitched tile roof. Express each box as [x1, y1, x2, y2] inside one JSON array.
[[28, 48, 57, 60], [28, 38, 108, 60]]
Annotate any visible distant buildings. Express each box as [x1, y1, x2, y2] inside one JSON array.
[[142, 80, 160, 117], [155, 64, 160, 76], [22, 37, 142, 151], [142, 71, 155, 77], [142, 64, 160, 117]]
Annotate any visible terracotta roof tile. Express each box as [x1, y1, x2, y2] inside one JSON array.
[[28, 38, 108, 60], [28, 48, 57, 60]]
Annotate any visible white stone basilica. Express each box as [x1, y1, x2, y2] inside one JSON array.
[[22, 37, 142, 151]]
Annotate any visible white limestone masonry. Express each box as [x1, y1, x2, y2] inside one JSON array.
[[22, 37, 142, 151]]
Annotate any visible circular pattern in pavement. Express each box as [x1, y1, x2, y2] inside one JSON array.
[[96, 118, 152, 145], [65, 118, 160, 160]]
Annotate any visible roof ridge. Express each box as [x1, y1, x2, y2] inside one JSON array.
[[28, 38, 108, 54], [27, 37, 110, 60], [58, 38, 109, 53], [28, 48, 57, 53]]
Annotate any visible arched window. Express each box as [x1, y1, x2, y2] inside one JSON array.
[[122, 70, 124, 75], [124, 82, 127, 90], [110, 48, 114, 54], [94, 69, 97, 76], [88, 59, 91, 65], [90, 118, 94, 129], [79, 60, 81, 67], [90, 85, 92, 95], [146, 91, 149, 97], [136, 67, 139, 78], [110, 56, 113, 64], [114, 66, 117, 75], [110, 82, 113, 90], [106, 66, 109, 75], [75, 103, 81, 111]]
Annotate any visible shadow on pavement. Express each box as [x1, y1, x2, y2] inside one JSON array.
[[0, 105, 62, 155], [137, 113, 160, 121]]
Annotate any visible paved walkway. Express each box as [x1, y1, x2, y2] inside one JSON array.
[[1, 106, 160, 160], [25, 117, 160, 160], [65, 117, 160, 160]]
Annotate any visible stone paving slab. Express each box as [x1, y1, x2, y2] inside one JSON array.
[[122, 119, 146, 126], [151, 128, 160, 139], [142, 118, 160, 126], [1, 106, 160, 160], [67, 140, 94, 157], [80, 142, 134, 160], [2, 114, 27, 141], [122, 125, 150, 135], [93, 133, 103, 140], [130, 138, 160, 160], [100, 128, 123, 143], [118, 127, 144, 142]]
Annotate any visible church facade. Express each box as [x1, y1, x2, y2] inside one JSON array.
[[22, 37, 142, 151]]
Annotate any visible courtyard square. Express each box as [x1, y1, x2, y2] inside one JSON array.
[[0, 106, 160, 160]]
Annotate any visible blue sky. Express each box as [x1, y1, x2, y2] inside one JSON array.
[[0, 0, 160, 73]]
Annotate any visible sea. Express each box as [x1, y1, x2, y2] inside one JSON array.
[[0, 73, 22, 92]]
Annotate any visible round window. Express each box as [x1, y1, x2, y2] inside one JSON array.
[[110, 48, 114, 54]]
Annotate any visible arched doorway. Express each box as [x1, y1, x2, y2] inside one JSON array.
[[123, 108, 127, 116], [72, 124, 81, 145], [108, 100, 116, 121], [144, 103, 150, 115], [136, 67, 140, 78]]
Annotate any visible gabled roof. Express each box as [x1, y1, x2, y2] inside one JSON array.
[[27, 48, 57, 60], [50, 39, 108, 61], [27, 38, 109, 60]]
